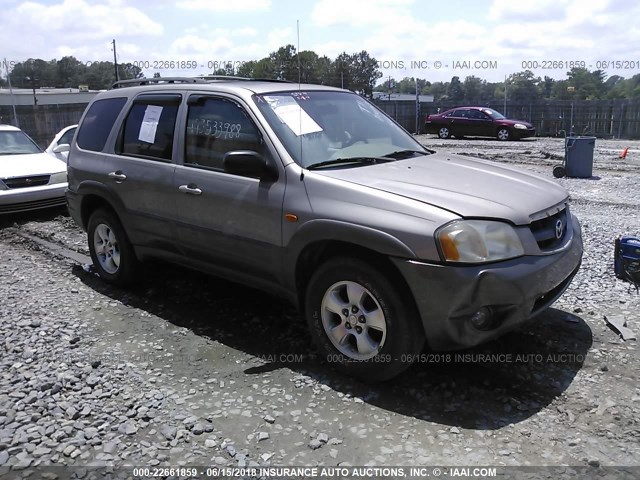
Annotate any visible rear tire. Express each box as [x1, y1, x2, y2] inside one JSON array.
[[438, 127, 451, 139], [305, 257, 425, 382], [87, 208, 137, 287]]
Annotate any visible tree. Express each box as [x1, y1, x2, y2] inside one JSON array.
[[426, 81, 448, 101], [269, 44, 297, 81], [236, 60, 257, 78], [506, 70, 540, 102], [463, 75, 485, 103], [332, 52, 354, 89], [57, 56, 86, 88], [86, 61, 117, 89], [566, 67, 606, 99], [446, 76, 464, 103], [540, 76, 555, 98], [349, 50, 382, 97], [118, 63, 143, 80], [212, 62, 235, 76]]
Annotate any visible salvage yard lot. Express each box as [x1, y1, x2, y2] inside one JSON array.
[[1, 137, 639, 471]]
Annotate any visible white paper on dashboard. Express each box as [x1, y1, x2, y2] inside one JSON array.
[[264, 96, 322, 136], [138, 105, 163, 143]]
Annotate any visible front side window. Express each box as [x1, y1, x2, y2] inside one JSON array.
[[119, 94, 181, 161], [77, 97, 127, 152], [185, 96, 262, 170], [253, 91, 426, 168]]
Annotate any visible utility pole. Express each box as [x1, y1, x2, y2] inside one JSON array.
[[112, 39, 119, 82], [4, 58, 19, 127], [415, 78, 420, 134], [503, 74, 507, 116]]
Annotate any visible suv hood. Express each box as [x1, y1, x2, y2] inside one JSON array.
[[0, 153, 66, 179], [317, 152, 568, 225]]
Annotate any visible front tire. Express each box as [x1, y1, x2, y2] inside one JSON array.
[[87, 208, 137, 287], [497, 127, 511, 141], [305, 257, 424, 382]]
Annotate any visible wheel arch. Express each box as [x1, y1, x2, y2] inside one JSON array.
[[286, 221, 419, 313], [76, 181, 127, 230]]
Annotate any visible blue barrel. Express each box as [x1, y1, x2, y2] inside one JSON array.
[[565, 136, 595, 178]]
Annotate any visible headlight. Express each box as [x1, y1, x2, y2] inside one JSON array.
[[513, 123, 527, 130], [49, 172, 68, 184], [437, 220, 524, 263], [0, 179, 7, 191]]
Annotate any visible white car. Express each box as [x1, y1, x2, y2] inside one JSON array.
[[46, 124, 77, 161], [0, 124, 68, 214]]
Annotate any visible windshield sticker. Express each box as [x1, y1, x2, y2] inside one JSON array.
[[138, 105, 163, 144], [263, 95, 323, 136], [356, 99, 385, 121], [291, 91, 311, 101]]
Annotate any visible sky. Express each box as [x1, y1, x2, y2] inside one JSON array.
[[0, 0, 639, 84]]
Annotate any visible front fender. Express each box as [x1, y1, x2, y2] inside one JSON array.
[[282, 219, 417, 291]]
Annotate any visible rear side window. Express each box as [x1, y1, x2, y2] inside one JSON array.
[[119, 94, 181, 161], [185, 96, 261, 170], [77, 97, 127, 151]]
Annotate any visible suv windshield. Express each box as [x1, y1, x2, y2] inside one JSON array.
[[0, 131, 42, 156], [254, 91, 427, 168]]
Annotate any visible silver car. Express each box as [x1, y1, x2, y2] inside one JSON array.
[[66, 78, 582, 381], [0, 124, 68, 214]]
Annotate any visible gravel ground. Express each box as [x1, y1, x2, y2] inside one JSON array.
[[1, 136, 639, 476]]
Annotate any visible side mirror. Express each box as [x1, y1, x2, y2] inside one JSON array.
[[52, 144, 70, 153], [223, 151, 275, 180]]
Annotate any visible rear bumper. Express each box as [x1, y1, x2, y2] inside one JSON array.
[[0, 184, 67, 214], [392, 215, 583, 350]]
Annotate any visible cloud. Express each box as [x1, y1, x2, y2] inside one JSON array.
[[0, 0, 162, 63], [165, 27, 294, 66], [312, 0, 414, 27], [176, 0, 271, 12]]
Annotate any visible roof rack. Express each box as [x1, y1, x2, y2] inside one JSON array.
[[111, 76, 295, 89], [195, 75, 252, 81], [196, 75, 293, 83], [111, 77, 209, 89]]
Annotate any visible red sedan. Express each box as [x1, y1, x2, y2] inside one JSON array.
[[424, 107, 536, 141]]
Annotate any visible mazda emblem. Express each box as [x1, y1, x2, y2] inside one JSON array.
[[555, 219, 564, 239]]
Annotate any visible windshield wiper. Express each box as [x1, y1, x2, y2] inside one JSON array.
[[306, 157, 393, 170], [382, 149, 431, 159]]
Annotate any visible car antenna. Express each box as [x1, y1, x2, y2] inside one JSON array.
[[297, 19, 304, 180]]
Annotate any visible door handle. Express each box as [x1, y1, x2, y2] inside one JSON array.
[[179, 184, 202, 195], [108, 171, 127, 182]]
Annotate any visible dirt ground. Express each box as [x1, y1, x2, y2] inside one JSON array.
[[1, 135, 639, 478]]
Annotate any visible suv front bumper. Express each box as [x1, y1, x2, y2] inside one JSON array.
[[392, 216, 583, 350]]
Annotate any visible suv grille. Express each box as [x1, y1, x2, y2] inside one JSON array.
[[530, 208, 568, 250], [4, 175, 50, 189]]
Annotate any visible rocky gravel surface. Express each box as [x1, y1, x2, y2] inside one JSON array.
[[0, 137, 639, 477]]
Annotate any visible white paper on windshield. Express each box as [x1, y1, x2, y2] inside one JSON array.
[[138, 105, 163, 143], [264, 95, 322, 136]]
